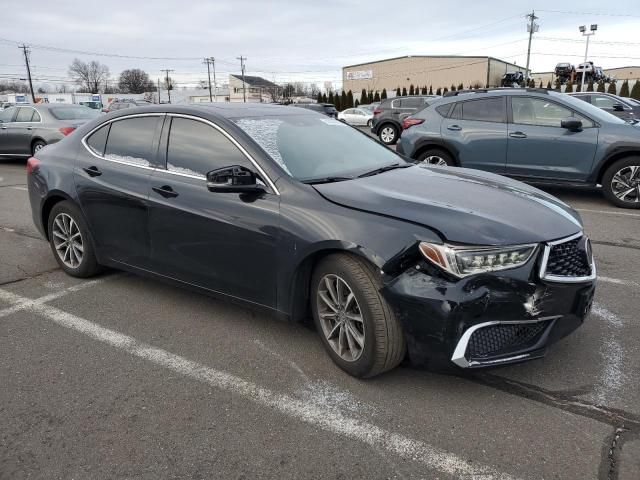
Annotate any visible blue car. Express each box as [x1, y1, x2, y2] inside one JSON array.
[[397, 88, 640, 208]]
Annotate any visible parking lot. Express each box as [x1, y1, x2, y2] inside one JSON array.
[[1, 155, 639, 480]]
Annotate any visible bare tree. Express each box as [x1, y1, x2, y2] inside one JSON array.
[[68, 58, 110, 93], [118, 68, 155, 93], [0, 81, 29, 93], [56, 84, 69, 93], [163, 76, 175, 91]]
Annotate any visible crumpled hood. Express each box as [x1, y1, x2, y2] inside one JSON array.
[[313, 165, 583, 245]]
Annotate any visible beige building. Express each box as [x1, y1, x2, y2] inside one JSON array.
[[342, 56, 526, 97]]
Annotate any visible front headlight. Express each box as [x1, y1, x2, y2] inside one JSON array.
[[419, 242, 538, 278]]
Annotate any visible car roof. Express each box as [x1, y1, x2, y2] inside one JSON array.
[[97, 103, 314, 120]]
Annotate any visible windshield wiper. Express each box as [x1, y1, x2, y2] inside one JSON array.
[[302, 176, 353, 185], [357, 162, 412, 178]]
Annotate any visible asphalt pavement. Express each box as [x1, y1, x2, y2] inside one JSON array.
[[1, 157, 639, 480]]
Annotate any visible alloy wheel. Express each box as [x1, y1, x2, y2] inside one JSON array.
[[316, 274, 365, 362], [52, 213, 84, 268], [422, 155, 448, 166], [380, 127, 395, 143], [34, 143, 45, 153], [610, 165, 640, 204]]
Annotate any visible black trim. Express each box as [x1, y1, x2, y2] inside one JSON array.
[[411, 136, 460, 163], [592, 144, 640, 183]]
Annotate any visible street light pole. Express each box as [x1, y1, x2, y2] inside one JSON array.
[[579, 24, 597, 92]]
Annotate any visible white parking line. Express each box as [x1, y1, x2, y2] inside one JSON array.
[[0, 286, 519, 480], [10, 186, 27, 191], [598, 276, 640, 288], [576, 208, 640, 218], [591, 302, 626, 404], [0, 278, 107, 319]]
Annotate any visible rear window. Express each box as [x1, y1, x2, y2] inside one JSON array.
[[50, 106, 98, 120], [103, 116, 160, 167], [461, 98, 506, 123]]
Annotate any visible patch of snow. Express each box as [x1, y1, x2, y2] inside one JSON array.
[[234, 118, 291, 175], [104, 153, 150, 168]]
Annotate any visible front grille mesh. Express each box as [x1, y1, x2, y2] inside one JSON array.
[[467, 322, 549, 358], [546, 238, 591, 278]]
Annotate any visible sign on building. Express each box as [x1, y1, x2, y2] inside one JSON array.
[[346, 70, 373, 80]]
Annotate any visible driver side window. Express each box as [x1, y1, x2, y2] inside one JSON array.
[[512, 97, 593, 128], [166, 118, 253, 178]]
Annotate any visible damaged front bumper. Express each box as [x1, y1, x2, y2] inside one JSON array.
[[381, 258, 596, 370]]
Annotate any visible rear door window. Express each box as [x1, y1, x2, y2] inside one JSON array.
[[104, 116, 160, 167], [591, 95, 618, 109], [401, 98, 423, 109], [15, 108, 36, 122], [461, 98, 506, 122], [0, 107, 16, 123], [166, 117, 252, 178]]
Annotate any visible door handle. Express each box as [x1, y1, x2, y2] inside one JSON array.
[[447, 125, 462, 131], [0, 126, 7, 130], [152, 185, 179, 198], [27, 126, 33, 130], [509, 132, 527, 139], [82, 166, 102, 177]]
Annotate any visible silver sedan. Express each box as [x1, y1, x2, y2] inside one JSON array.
[[0, 103, 98, 157], [337, 108, 374, 127]]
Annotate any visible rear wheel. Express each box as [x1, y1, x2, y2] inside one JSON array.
[[378, 124, 398, 145], [366, 119, 372, 128], [48, 201, 101, 277], [416, 148, 455, 167], [32, 140, 46, 155], [311, 254, 406, 378], [602, 157, 640, 208]]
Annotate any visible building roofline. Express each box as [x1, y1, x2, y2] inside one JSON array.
[[342, 55, 522, 70]]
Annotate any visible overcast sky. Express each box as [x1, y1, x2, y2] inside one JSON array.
[[1, 0, 639, 91]]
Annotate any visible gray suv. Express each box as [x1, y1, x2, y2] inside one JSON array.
[[397, 88, 640, 208], [371, 95, 437, 145]]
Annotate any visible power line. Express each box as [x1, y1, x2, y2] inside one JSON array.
[[537, 10, 640, 18]]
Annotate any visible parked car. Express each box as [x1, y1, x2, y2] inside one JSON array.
[[338, 107, 374, 126], [554, 63, 575, 84], [500, 71, 526, 87], [292, 103, 338, 118], [398, 88, 640, 208], [0, 103, 98, 156], [576, 62, 595, 81], [569, 92, 640, 124], [357, 102, 380, 113], [27, 103, 596, 377], [102, 99, 152, 113], [371, 96, 437, 145], [78, 100, 104, 110]]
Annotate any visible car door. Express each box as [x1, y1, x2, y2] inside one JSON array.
[[0, 107, 17, 154], [506, 96, 598, 182], [74, 114, 163, 268], [353, 109, 368, 125], [4, 106, 38, 155], [440, 97, 508, 173], [147, 115, 280, 308]]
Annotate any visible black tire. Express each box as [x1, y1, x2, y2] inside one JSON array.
[[47, 200, 102, 277], [311, 253, 406, 378], [377, 123, 399, 145], [416, 148, 456, 167], [366, 119, 372, 128], [32, 140, 46, 156], [602, 157, 640, 209]]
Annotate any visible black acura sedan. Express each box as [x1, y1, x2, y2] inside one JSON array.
[[27, 104, 596, 377]]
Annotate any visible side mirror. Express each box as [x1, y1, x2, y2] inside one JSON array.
[[561, 117, 583, 132], [206, 165, 265, 193], [613, 103, 625, 112]]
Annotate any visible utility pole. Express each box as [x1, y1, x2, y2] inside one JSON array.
[[524, 11, 539, 87], [157, 78, 161, 103], [19, 44, 36, 103], [237, 56, 247, 102], [579, 24, 598, 93], [161, 69, 174, 103], [212, 58, 217, 102], [204, 58, 213, 102]]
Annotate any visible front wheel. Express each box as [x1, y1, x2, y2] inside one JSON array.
[[378, 124, 398, 145], [366, 119, 372, 128], [602, 157, 640, 208], [311, 254, 406, 378], [48, 201, 102, 277]]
